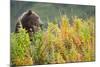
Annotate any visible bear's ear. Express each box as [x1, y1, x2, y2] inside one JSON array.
[[27, 10, 32, 15]]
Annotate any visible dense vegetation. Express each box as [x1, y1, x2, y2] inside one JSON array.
[[11, 16, 95, 66]]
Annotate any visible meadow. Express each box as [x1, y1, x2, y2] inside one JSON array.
[[10, 15, 95, 66]]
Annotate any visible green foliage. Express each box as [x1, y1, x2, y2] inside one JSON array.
[[31, 31, 44, 64], [11, 28, 33, 65], [11, 16, 95, 65]]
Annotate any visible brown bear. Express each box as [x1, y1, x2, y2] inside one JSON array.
[[15, 10, 40, 41]]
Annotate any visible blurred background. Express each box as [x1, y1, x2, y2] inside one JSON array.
[[11, 1, 95, 32]]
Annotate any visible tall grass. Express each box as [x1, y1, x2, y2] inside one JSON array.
[[11, 16, 95, 65], [11, 28, 33, 65]]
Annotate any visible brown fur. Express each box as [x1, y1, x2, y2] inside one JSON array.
[[15, 10, 40, 41]]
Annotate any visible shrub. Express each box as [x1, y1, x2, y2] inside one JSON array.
[[11, 28, 33, 65], [11, 16, 95, 65]]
